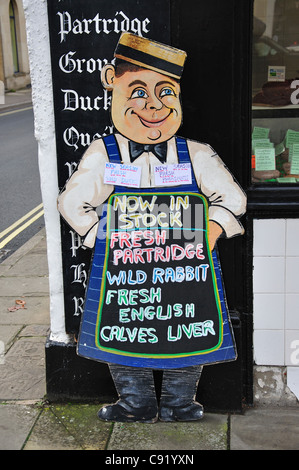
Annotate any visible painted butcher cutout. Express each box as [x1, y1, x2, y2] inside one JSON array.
[[58, 33, 247, 422]]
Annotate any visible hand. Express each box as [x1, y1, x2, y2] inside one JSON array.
[[208, 221, 223, 251]]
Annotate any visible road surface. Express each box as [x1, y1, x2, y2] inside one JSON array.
[[0, 105, 45, 261]]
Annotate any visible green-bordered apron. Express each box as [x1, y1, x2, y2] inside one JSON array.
[[77, 134, 237, 369]]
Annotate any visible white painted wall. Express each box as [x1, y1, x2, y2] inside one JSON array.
[[22, 0, 70, 343]]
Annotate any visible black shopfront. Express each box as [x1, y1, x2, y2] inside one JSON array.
[[46, 0, 293, 413]]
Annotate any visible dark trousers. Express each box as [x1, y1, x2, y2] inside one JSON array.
[[109, 363, 203, 409]]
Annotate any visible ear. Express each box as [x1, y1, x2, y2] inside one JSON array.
[[101, 64, 116, 91]]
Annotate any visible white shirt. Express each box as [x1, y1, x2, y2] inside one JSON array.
[[58, 133, 246, 248]]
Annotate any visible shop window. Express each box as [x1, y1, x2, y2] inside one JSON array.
[[9, 0, 19, 73], [252, 0, 299, 184]]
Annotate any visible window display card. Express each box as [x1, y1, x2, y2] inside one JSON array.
[[277, 177, 297, 183], [285, 129, 299, 149], [255, 147, 276, 171], [290, 143, 299, 174], [268, 66, 285, 82], [252, 140, 273, 152], [252, 127, 270, 140]]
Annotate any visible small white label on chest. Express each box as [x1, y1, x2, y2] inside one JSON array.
[[154, 163, 192, 186], [104, 162, 141, 188]]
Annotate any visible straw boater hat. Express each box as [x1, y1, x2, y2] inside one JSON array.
[[114, 32, 187, 80]]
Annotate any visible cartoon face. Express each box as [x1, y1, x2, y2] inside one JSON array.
[[102, 66, 182, 143]]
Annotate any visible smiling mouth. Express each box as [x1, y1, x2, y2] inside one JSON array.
[[135, 110, 172, 128]]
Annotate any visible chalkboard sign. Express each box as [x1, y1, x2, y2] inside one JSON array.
[[78, 192, 236, 368], [47, 0, 171, 333]]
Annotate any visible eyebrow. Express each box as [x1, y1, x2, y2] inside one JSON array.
[[156, 80, 178, 88], [128, 80, 148, 88], [128, 79, 179, 89]]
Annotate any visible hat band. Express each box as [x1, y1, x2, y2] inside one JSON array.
[[115, 43, 183, 79]]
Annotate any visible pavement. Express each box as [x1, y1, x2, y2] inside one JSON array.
[[1, 89, 299, 452], [0, 86, 33, 112]]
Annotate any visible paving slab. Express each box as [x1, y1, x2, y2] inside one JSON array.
[[0, 228, 47, 275], [0, 325, 22, 351], [0, 403, 40, 450], [230, 407, 299, 450], [24, 404, 112, 450], [0, 296, 49, 324], [0, 336, 46, 400], [0, 276, 49, 297], [108, 413, 228, 450], [5, 253, 49, 277], [19, 324, 50, 337], [0, 88, 32, 111], [23, 406, 81, 450]]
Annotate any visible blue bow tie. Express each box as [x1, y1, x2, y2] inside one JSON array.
[[129, 141, 167, 163]]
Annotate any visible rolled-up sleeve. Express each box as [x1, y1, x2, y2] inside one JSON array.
[[58, 139, 113, 247], [188, 140, 247, 238]]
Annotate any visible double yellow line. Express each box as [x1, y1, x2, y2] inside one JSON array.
[[0, 203, 44, 250]]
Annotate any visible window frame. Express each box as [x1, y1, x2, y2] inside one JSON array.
[[248, 0, 299, 215], [9, 0, 19, 74]]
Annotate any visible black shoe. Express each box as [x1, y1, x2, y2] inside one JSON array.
[[159, 365, 204, 422], [104, 364, 158, 423], [159, 402, 204, 422], [98, 400, 158, 423]]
